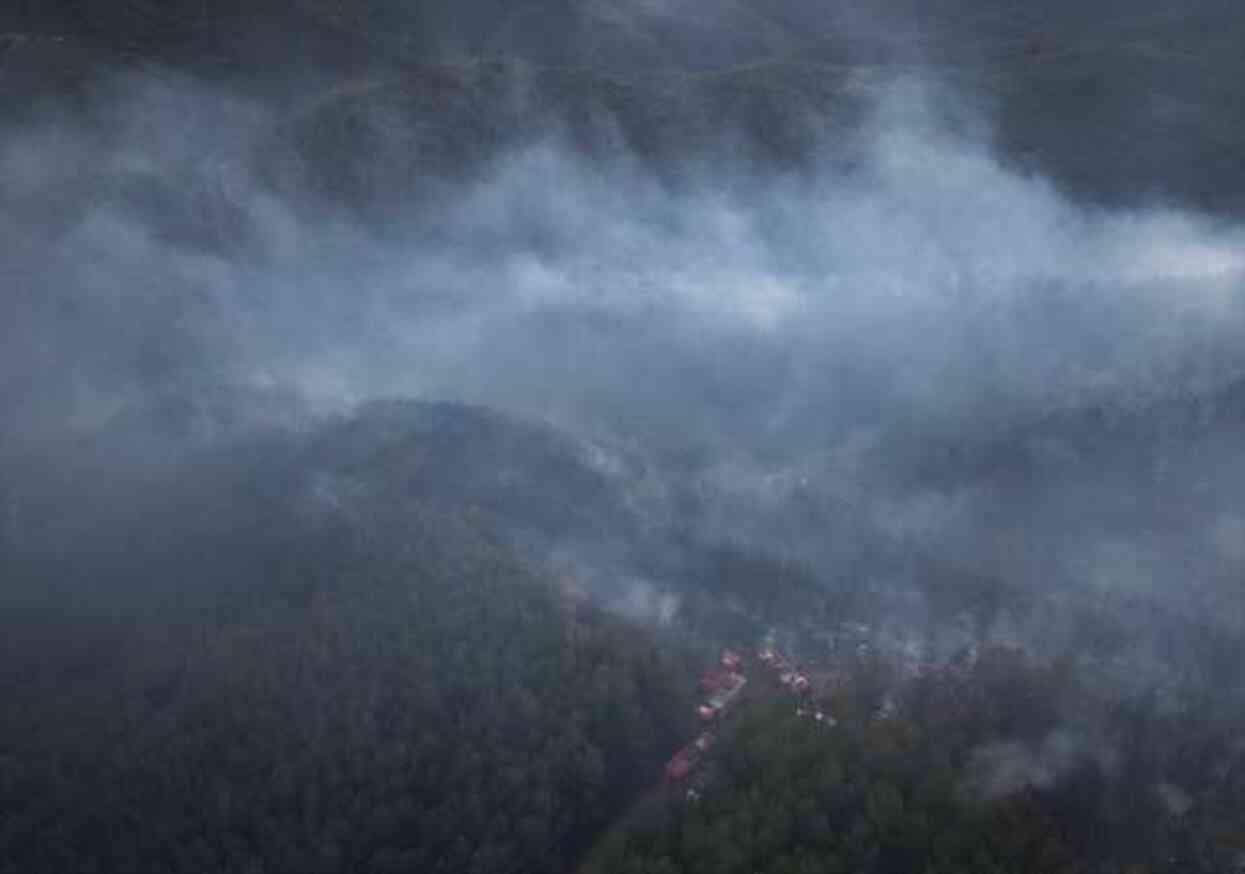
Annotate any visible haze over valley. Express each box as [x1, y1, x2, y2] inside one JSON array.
[[3, 3, 1245, 872]]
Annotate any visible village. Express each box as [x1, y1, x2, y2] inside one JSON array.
[[662, 640, 832, 795], [661, 624, 1000, 799]]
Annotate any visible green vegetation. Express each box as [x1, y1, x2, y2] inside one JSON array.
[[6, 6, 1245, 873], [586, 647, 1245, 874], [0, 429, 699, 874], [13, 2, 1244, 214]]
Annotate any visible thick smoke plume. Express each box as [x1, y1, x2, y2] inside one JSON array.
[[3, 60, 1245, 687], [4, 75, 1243, 452]]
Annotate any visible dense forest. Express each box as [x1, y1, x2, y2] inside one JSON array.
[[4, 2, 1245, 873], [0, 413, 701, 874], [587, 647, 1245, 874], [6, 1, 1245, 214]]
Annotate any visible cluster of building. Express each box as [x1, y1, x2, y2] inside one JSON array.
[[665, 650, 747, 784], [697, 649, 747, 722], [664, 731, 715, 782], [757, 643, 811, 694], [758, 641, 834, 726], [665, 629, 1039, 793]]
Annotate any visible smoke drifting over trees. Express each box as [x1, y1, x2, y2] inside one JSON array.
[[2, 2, 1245, 872]]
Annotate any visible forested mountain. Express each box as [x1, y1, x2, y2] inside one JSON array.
[[587, 646, 1245, 874], [6, 0, 1245, 213], [0, 407, 701, 874], [3, 385, 1244, 873], [4, 2, 1245, 873]]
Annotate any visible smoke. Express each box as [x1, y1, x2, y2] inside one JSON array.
[[4, 49, 1245, 663], [8, 72, 1245, 452], [8, 73, 1245, 423], [962, 728, 1117, 801], [611, 577, 682, 627]]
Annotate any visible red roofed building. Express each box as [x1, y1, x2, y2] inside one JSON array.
[[705, 673, 746, 713], [665, 751, 695, 781], [665, 733, 716, 781], [701, 670, 733, 694]]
